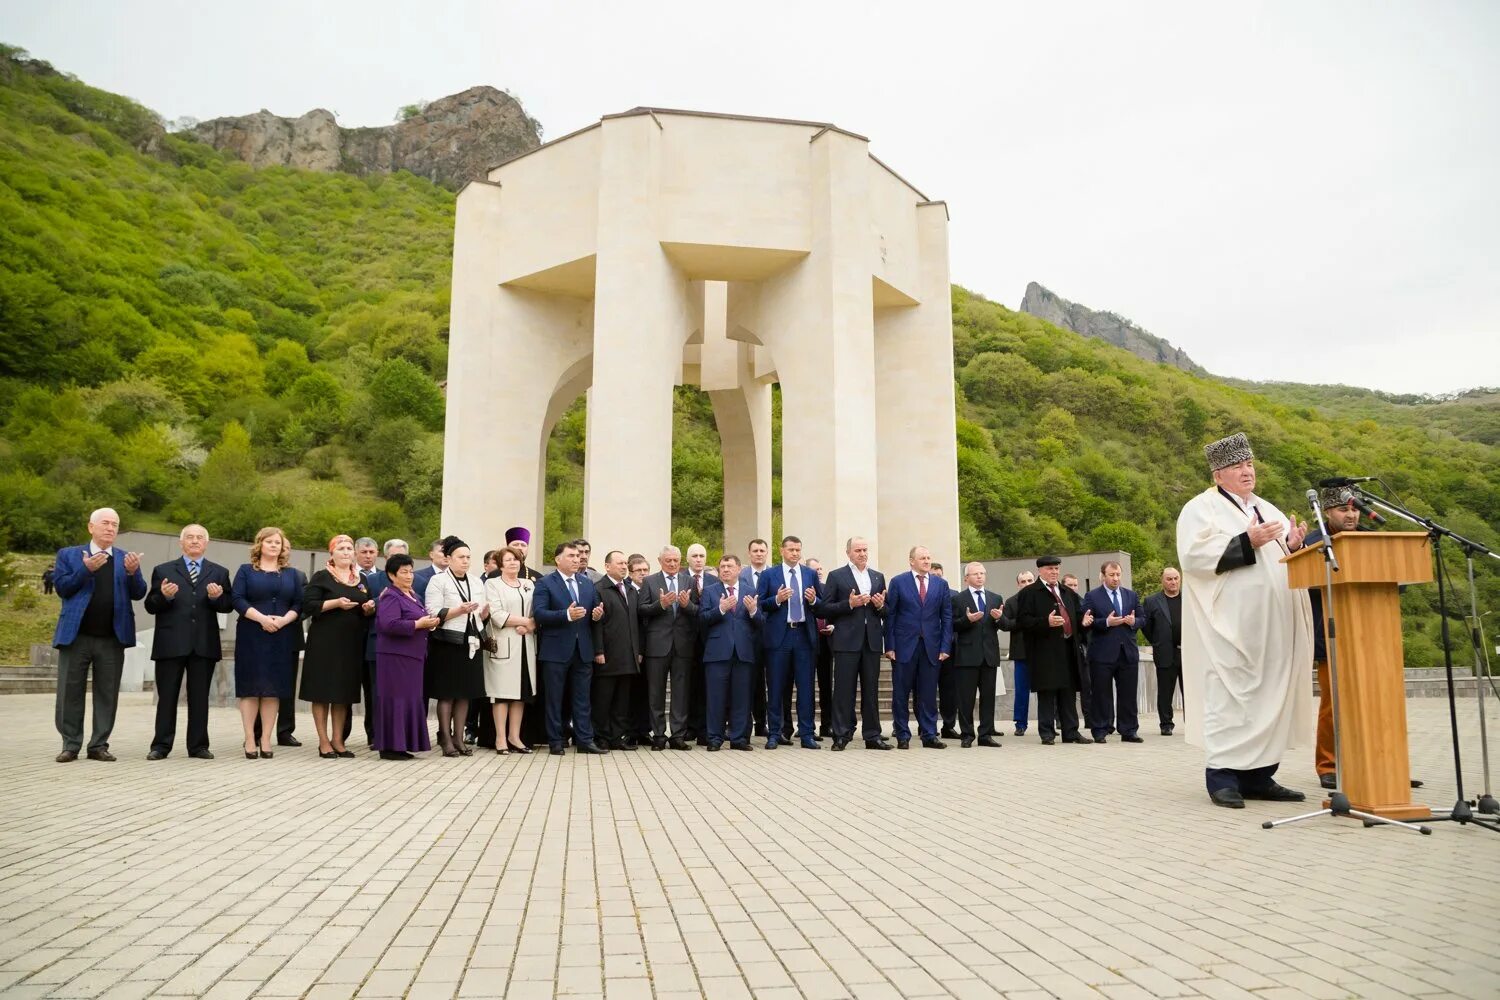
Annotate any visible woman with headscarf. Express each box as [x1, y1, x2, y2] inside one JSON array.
[[373, 553, 441, 760], [424, 535, 490, 757], [300, 534, 375, 758]]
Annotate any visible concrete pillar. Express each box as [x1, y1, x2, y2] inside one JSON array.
[[875, 201, 959, 572], [582, 116, 693, 560], [445, 181, 592, 548], [702, 282, 772, 555], [760, 130, 880, 568]]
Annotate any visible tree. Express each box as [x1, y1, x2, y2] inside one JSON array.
[[395, 101, 430, 122], [368, 358, 444, 430]]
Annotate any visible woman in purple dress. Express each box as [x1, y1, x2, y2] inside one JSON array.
[[374, 553, 441, 760]]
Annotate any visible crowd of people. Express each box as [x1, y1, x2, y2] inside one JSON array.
[[48, 430, 1358, 808]]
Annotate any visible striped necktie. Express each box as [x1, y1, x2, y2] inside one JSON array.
[[188, 560, 200, 585]]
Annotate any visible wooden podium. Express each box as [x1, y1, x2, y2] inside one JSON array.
[[1283, 531, 1433, 820]]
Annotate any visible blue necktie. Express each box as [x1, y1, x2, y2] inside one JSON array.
[[1111, 590, 1122, 616], [187, 560, 200, 584], [567, 576, 579, 604], [974, 590, 984, 612]]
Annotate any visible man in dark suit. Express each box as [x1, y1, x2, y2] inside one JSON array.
[[883, 545, 953, 749], [51, 507, 148, 762], [638, 545, 698, 750], [413, 538, 447, 601], [821, 536, 890, 751], [998, 570, 1034, 736], [143, 524, 235, 760], [950, 562, 1005, 748], [589, 551, 641, 750], [1081, 560, 1143, 743], [533, 540, 608, 755], [1015, 555, 1095, 745], [684, 542, 712, 741], [626, 553, 656, 746], [756, 535, 824, 749], [739, 539, 772, 737], [699, 554, 760, 750], [1140, 566, 1184, 737]]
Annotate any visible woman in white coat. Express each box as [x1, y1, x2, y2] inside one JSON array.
[[483, 546, 538, 753]]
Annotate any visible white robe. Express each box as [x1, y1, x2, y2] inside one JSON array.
[[1177, 486, 1314, 770]]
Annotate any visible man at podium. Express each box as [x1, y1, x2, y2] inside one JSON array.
[[1177, 432, 1316, 808]]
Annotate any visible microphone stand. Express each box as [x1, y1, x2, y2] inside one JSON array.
[[1353, 487, 1500, 832], [1264, 491, 1430, 834]]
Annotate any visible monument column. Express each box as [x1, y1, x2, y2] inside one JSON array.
[[582, 115, 691, 559]]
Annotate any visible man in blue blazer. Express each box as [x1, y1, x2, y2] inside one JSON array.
[[1080, 560, 1143, 743], [51, 507, 148, 762], [700, 554, 761, 751], [412, 538, 447, 602], [533, 540, 609, 755], [143, 524, 235, 759], [883, 545, 953, 749], [756, 536, 824, 749]]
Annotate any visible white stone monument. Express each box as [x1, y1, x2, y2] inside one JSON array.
[[443, 108, 958, 570]]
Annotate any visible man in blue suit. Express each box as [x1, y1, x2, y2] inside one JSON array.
[[700, 554, 761, 751], [756, 536, 824, 749], [51, 507, 148, 762], [533, 540, 609, 755], [883, 545, 953, 749], [1081, 560, 1144, 743], [412, 538, 447, 602]]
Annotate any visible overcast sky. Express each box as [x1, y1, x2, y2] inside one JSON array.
[[8, 1, 1498, 394]]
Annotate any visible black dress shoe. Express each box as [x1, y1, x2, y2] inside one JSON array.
[[1242, 783, 1306, 802], [1411, 779, 1424, 788], [864, 739, 893, 751], [831, 739, 846, 751], [609, 738, 632, 751], [1160, 726, 1174, 736], [922, 738, 946, 749], [146, 749, 168, 760], [668, 737, 691, 751], [87, 749, 116, 762], [1062, 735, 1094, 744], [1122, 735, 1144, 743], [941, 727, 960, 740], [1040, 737, 1055, 745], [753, 725, 767, 737], [706, 742, 721, 751], [189, 749, 214, 759], [1210, 788, 1246, 808], [278, 736, 302, 747], [578, 742, 610, 754], [730, 741, 753, 751], [1092, 735, 1109, 743], [696, 736, 710, 746], [1014, 727, 1027, 737], [961, 737, 974, 748], [651, 738, 667, 751], [819, 727, 832, 738], [56, 750, 78, 762], [549, 746, 565, 755], [978, 736, 1002, 748], [897, 739, 910, 750], [1319, 773, 1337, 790]]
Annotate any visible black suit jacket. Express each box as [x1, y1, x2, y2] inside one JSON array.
[[1014, 579, 1085, 692], [820, 565, 886, 653], [951, 587, 1003, 668], [1140, 592, 1178, 672], [143, 557, 234, 660], [591, 576, 640, 677], [637, 570, 699, 658]]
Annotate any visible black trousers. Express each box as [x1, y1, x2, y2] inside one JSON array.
[[816, 640, 834, 735], [644, 649, 694, 739], [1090, 655, 1139, 738], [687, 638, 707, 737], [953, 663, 997, 740], [152, 655, 216, 755], [832, 648, 883, 742], [1157, 655, 1183, 729], [939, 660, 959, 730], [1036, 689, 1080, 741], [591, 674, 633, 744]]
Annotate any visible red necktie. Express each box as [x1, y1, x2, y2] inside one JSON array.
[[1050, 585, 1073, 638], [918, 574, 927, 603]]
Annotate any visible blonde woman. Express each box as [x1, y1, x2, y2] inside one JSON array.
[[483, 546, 538, 753], [233, 527, 305, 759], [300, 534, 375, 758]]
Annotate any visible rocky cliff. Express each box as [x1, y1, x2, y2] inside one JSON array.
[[1020, 281, 1204, 374], [189, 86, 541, 189]]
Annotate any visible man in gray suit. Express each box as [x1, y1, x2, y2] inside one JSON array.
[[639, 545, 699, 750]]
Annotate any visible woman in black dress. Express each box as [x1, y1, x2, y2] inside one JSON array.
[[423, 536, 489, 757], [300, 534, 375, 758]]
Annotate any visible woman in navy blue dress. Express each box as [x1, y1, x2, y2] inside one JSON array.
[[233, 527, 306, 759]]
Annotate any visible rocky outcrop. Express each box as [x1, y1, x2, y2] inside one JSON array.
[[1020, 282, 1204, 374], [189, 86, 541, 189]]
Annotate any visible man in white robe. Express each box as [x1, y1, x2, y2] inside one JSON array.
[[1177, 432, 1316, 808]]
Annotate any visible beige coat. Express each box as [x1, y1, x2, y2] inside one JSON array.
[[483, 576, 537, 700]]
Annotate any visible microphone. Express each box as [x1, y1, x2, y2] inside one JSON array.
[[1351, 495, 1387, 526], [1316, 475, 1377, 488]]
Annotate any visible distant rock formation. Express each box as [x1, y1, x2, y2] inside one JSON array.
[[190, 86, 541, 189], [1020, 281, 1204, 374]]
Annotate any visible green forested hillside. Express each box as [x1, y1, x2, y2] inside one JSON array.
[[2, 46, 1497, 667]]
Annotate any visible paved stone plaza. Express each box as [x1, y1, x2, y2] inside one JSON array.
[[1, 692, 1497, 1000]]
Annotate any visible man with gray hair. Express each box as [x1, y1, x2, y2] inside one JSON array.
[[684, 542, 711, 741], [383, 538, 409, 558], [144, 524, 235, 759], [50, 508, 148, 762], [639, 543, 699, 750], [354, 537, 379, 577]]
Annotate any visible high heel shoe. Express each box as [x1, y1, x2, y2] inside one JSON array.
[[494, 746, 509, 755], [245, 746, 258, 760], [258, 749, 274, 759], [507, 740, 533, 754], [458, 743, 473, 756], [440, 741, 461, 758]]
